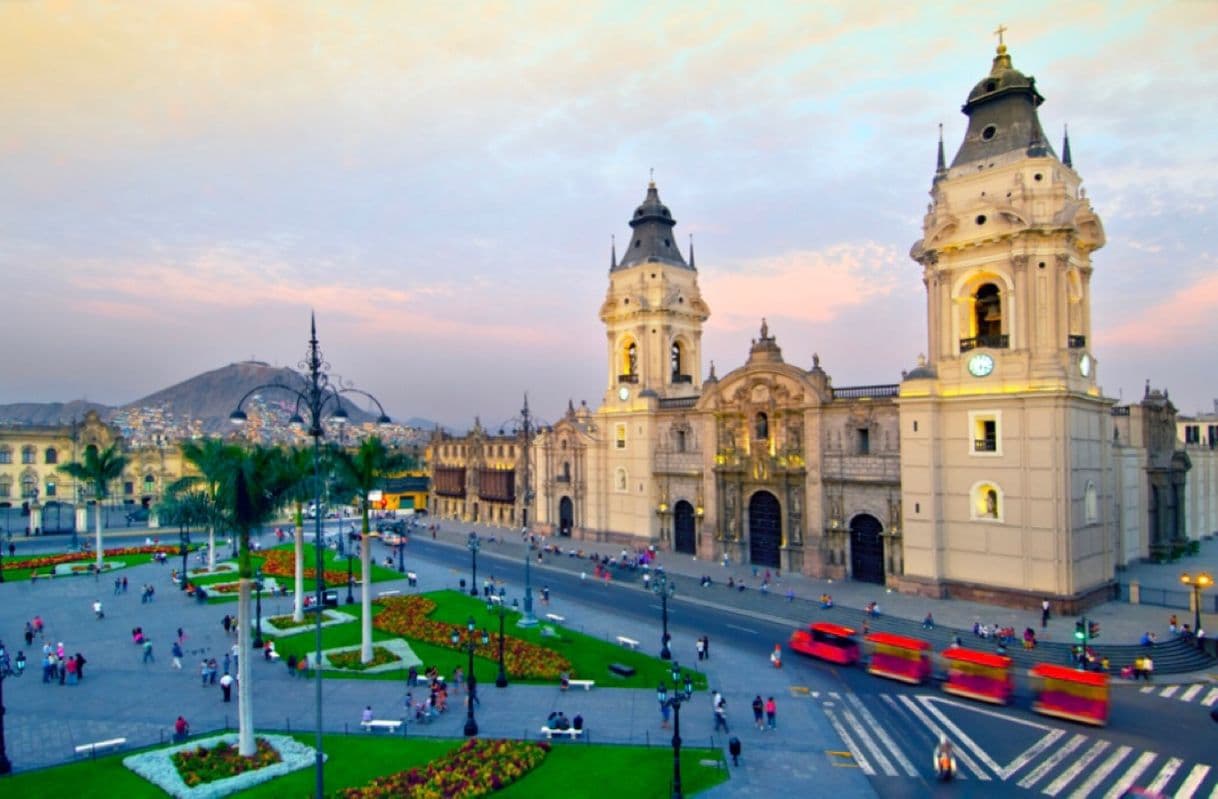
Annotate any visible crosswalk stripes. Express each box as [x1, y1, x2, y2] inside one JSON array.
[[815, 690, 1218, 798], [1138, 682, 1218, 706]]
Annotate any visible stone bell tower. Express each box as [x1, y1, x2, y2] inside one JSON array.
[[898, 36, 1116, 608]]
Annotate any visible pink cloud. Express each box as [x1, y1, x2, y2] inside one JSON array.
[[1101, 269, 1218, 347]]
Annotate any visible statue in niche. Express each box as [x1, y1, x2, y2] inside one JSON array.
[[787, 418, 803, 452], [720, 418, 736, 451], [724, 483, 738, 539], [755, 412, 768, 442]]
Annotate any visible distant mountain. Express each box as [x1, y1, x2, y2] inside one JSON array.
[[0, 400, 111, 427]]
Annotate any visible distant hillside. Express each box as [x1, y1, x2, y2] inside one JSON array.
[[0, 400, 112, 426], [126, 361, 381, 432]]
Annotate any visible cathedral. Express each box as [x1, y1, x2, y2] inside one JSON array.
[[429, 41, 1217, 610]]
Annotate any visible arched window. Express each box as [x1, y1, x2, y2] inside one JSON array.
[[970, 481, 1004, 522], [0, 476, 12, 498], [755, 413, 769, 442], [143, 474, 156, 492], [561, 461, 571, 482], [671, 341, 683, 381], [21, 474, 37, 498], [975, 283, 1002, 339], [21, 445, 36, 464], [44, 447, 58, 464], [0, 446, 11, 465]]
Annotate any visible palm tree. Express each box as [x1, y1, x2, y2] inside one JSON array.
[[172, 438, 242, 572], [57, 443, 129, 569], [269, 446, 316, 622], [218, 444, 293, 757], [328, 436, 410, 662], [155, 490, 210, 584]]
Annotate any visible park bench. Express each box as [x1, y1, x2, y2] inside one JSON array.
[[31, 572, 54, 581], [361, 719, 403, 733], [75, 737, 127, 757], [376, 589, 401, 598], [567, 679, 595, 691], [616, 636, 640, 650], [540, 625, 560, 639], [608, 663, 636, 678], [545, 613, 565, 623], [539, 726, 583, 740]]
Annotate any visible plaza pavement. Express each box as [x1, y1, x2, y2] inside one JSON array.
[[1, 522, 1214, 798]]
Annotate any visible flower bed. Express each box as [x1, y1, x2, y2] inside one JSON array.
[[374, 596, 573, 680], [174, 738, 282, 787], [268, 610, 339, 626], [327, 646, 398, 671], [259, 549, 347, 585], [5, 545, 181, 572], [339, 738, 548, 799], [124, 733, 315, 799]]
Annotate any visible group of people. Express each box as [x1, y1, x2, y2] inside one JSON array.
[[39, 639, 86, 685], [750, 695, 778, 730], [406, 664, 458, 722]]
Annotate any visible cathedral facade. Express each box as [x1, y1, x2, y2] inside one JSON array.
[[429, 42, 1215, 610]]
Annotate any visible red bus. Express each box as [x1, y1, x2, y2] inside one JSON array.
[[1030, 663, 1109, 726], [865, 631, 932, 684], [941, 647, 1013, 705], [789, 622, 860, 666]]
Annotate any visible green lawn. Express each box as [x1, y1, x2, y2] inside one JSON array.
[[0, 734, 728, 798], [268, 590, 707, 691]]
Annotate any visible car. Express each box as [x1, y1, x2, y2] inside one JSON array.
[[381, 533, 404, 547], [376, 519, 407, 535]]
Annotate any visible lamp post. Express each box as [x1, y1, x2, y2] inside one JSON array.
[[396, 541, 405, 574], [345, 545, 355, 605], [652, 568, 675, 660], [253, 568, 265, 649], [229, 314, 391, 799], [450, 618, 489, 736], [1181, 571, 1214, 636], [487, 587, 509, 687], [467, 532, 481, 597], [657, 662, 694, 799], [0, 641, 28, 774], [179, 528, 190, 592]]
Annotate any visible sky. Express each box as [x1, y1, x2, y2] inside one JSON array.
[[2, 1, 1216, 429]]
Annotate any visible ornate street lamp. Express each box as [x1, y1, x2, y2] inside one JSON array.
[[467, 532, 481, 597], [451, 618, 490, 736], [396, 540, 405, 574], [1181, 571, 1214, 636], [652, 568, 675, 660], [487, 587, 509, 687], [229, 314, 390, 799], [345, 544, 355, 605], [657, 662, 694, 799], [253, 568, 265, 649], [0, 641, 28, 774], [179, 528, 190, 592]]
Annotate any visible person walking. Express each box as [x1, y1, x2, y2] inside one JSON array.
[[74, 652, 86, 680], [702, 635, 711, 660], [222, 615, 232, 635], [713, 693, 729, 733], [200, 660, 210, 686], [696, 638, 706, 662], [171, 641, 184, 670], [1041, 599, 1051, 628], [660, 700, 671, 729], [93, 599, 104, 619], [220, 672, 234, 702], [142, 639, 154, 664], [765, 696, 777, 730], [751, 695, 764, 730]]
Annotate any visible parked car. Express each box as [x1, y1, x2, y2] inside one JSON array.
[[377, 519, 407, 535]]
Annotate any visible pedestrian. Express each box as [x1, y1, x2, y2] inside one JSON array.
[[122, 576, 128, 593], [143, 640, 154, 664], [93, 599, 104, 619], [177, 627, 185, 645], [542, 586, 550, 605], [1144, 655, 1154, 682], [1041, 599, 1050, 628], [751, 695, 764, 729], [171, 641, 184, 670], [220, 672, 234, 702], [713, 693, 729, 733], [702, 635, 710, 660], [765, 696, 777, 729], [222, 615, 232, 635], [660, 700, 671, 729], [223, 652, 231, 675], [200, 660, 210, 686], [174, 715, 190, 742], [33, 615, 43, 636], [696, 638, 705, 661], [1169, 614, 1179, 635], [114, 577, 122, 595], [74, 652, 86, 680], [24, 622, 34, 647], [923, 612, 935, 630]]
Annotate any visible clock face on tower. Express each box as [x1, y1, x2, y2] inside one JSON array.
[[1079, 354, 1092, 377], [618, 386, 630, 401], [967, 353, 995, 377]]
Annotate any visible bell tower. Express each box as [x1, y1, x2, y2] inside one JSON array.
[[599, 180, 710, 408], [898, 37, 1116, 606]]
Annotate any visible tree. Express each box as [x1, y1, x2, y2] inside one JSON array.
[[57, 443, 129, 570], [269, 446, 316, 622], [217, 444, 294, 757], [171, 439, 242, 572], [328, 436, 410, 662]]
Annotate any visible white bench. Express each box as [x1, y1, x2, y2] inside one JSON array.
[[489, 594, 503, 605], [616, 636, 640, 649], [266, 649, 281, 661], [539, 726, 583, 740], [545, 613, 565, 623], [567, 679, 595, 691], [361, 719, 403, 733], [75, 737, 127, 756], [377, 589, 401, 598]]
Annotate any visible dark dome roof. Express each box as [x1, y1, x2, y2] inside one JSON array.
[[614, 182, 691, 271], [950, 44, 1056, 168]]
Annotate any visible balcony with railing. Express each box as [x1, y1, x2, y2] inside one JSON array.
[[831, 384, 900, 400], [618, 373, 639, 384], [974, 438, 998, 453], [671, 374, 692, 384], [1067, 334, 1087, 349], [959, 335, 1009, 352]]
